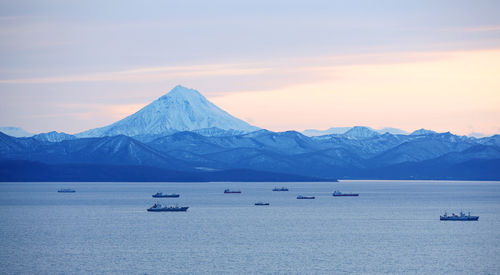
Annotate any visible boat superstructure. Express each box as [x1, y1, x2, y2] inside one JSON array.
[[332, 190, 359, 197], [147, 203, 189, 212], [440, 211, 478, 221]]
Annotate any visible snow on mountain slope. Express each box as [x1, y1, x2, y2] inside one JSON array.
[[0, 127, 33, 137], [302, 127, 352, 136], [76, 85, 260, 138], [343, 126, 380, 139], [369, 133, 477, 166], [377, 127, 408, 135], [32, 131, 76, 142], [410, 129, 437, 135], [302, 127, 408, 137]]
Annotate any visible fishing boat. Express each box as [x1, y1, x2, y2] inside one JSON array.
[[147, 203, 189, 212], [152, 192, 180, 198], [272, 187, 289, 191], [57, 188, 76, 193], [440, 211, 479, 221], [332, 190, 359, 197], [297, 195, 315, 199], [255, 202, 270, 206], [224, 189, 241, 194]]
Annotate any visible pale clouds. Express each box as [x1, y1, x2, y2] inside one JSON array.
[[0, 63, 271, 84], [210, 50, 500, 136]]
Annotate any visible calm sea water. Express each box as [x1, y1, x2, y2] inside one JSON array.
[[1, 180, 499, 274]]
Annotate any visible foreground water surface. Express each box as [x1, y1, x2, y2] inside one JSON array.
[[1, 180, 499, 274]]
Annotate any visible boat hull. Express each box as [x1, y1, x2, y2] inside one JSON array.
[[147, 207, 189, 212], [152, 194, 180, 198], [440, 216, 478, 221]]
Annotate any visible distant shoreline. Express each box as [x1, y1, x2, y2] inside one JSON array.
[[2, 179, 499, 183]]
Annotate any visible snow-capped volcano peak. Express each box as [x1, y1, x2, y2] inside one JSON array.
[[77, 85, 260, 138], [159, 85, 203, 100]]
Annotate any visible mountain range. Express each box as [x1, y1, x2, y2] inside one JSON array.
[[302, 127, 409, 136], [1, 85, 499, 181]]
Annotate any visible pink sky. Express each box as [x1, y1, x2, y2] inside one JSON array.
[[1, 1, 499, 136], [210, 49, 500, 135]]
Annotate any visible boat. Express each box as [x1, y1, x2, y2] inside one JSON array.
[[152, 192, 180, 198], [147, 203, 189, 212], [224, 189, 241, 194], [272, 187, 289, 191], [332, 190, 359, 197], [440, 211, 479, 221], [255, 202, 270, 206], [57, 188, 76, 193], [297, 195, 315, 199]]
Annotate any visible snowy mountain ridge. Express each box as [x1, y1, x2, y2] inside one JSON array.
[[302, 126, 409, 137], [0, 127, 33, 137], [344, 126, 381, 138], [32, 131, 76, 142]]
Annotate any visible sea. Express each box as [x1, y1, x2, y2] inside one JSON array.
[[0, 180, 499, 274]]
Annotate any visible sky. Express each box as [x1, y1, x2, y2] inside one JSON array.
[[0, 0, 499, 136]]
